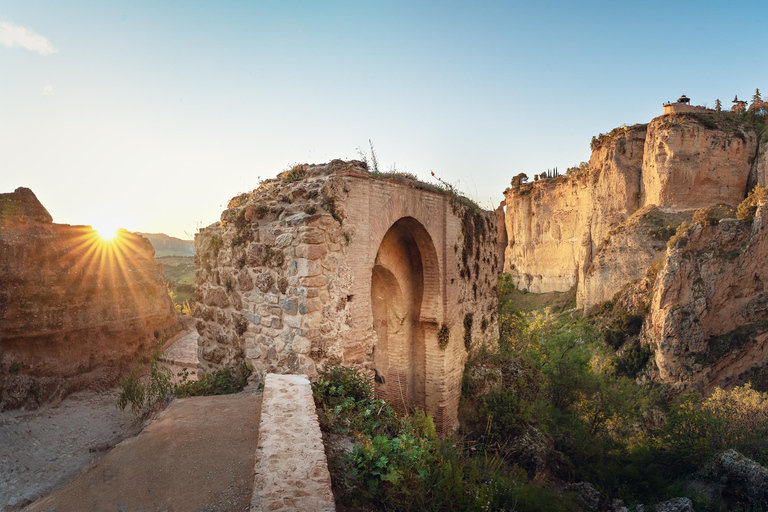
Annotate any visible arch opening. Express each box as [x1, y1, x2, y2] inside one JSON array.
[[370, 217, 440, 413]]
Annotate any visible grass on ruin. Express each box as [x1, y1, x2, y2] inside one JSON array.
[[116, 342, 251, 414]]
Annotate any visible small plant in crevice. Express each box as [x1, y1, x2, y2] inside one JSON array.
[[463, 313, 474, 351], [282, 164, 307, 184], [437, 323, 450, 350], [234, 314, 248, 336]]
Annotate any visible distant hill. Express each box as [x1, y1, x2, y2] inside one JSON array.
[[135, 232, 195, 257]]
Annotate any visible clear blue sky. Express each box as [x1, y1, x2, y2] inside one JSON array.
[[2, 0, 766, 239]]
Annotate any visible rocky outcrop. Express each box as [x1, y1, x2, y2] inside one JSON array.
[[643, 202, 768, 391], [0, 188, 180, 409], [713, 449, 768, 504], [643, 114, 758, 209], [504, 112, 764, 310], [195, 161, 501, 431]]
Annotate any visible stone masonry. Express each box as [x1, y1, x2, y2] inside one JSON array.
[[250, 373, 335, 512], [195, 160, 502, 431]]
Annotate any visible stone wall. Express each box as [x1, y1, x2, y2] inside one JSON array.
[[195, 161, 502, 431], [0, 188, 180, 409]]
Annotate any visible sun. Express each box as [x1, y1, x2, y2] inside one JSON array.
[[94, 222, 121, 241]]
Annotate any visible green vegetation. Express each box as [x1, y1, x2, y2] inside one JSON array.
[[158, 255, 196, 308], [315, 266, 768, 511], [313, 365, 578, 511], [692, 204, 737, 226], [282, 164, 307, 184], [116, 342, 251, 414], [737, 184, 767, 222]]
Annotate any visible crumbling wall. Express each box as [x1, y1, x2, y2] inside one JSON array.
[[0, 188, 180, 410], [195, 160, 501, 430]]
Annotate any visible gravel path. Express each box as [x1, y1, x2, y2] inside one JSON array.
[[0, 389, 141, 511], [26, 387, 262, 512], [0, 326, 201, 511]]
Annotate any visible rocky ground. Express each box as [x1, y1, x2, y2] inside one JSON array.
[[0, 323, 208, 511], [0, 388, 141, 511], [25, 387, 262, 512]]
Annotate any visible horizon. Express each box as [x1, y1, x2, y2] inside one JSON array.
[[2, 0, 767, 239]]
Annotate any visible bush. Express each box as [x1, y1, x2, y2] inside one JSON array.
[[116, 343, 251, 413], [174, 363, 251, 397], [737, 184, 767, 222], [664, 384, 768, 470], [282, 165, 307, 184], [666, 221, 691, 249], [116, 342, 173, 414], [615, 342, 652, 378]]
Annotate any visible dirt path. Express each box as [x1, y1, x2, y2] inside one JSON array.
[[0, 389, 141, 511], [25, 386, 262, 512]]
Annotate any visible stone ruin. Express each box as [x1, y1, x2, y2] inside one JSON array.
[[0, 188, 180, 410], [194, 160, 504, 430]]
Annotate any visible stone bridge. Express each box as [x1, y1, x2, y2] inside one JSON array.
[[195, 161, 503, 430]]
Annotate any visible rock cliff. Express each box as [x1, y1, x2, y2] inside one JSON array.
[[504, 112, 764, 310], [0, 188, 180, 409], [643, 202, 768, 391]]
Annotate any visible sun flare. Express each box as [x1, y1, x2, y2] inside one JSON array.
[[94, 223, 121, 241]]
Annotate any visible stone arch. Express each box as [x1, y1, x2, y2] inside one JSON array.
[[370, 217, 440, 413]]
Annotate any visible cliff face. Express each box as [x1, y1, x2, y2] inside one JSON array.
[[643, 203, 768, 391], [504, 123, 647, 298], [643, 115, 759, 209], [504, 113, 763, 310], [0, 188, 180, 409]]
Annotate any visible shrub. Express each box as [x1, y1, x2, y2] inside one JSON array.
[[282, 165, 307, 184], [664, 384, 768, 469], [116, 342, 173, 414], [615, 341, 652, 378], [737, 183, 767, 222], [174, 364, 251, 398], [666, 221, 691, 249], [116, 343, 251, 414]]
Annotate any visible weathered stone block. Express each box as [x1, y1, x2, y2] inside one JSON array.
[[299, 228, 324, 244], [295, 244, 328, 259], [282, 298, 299, 315]]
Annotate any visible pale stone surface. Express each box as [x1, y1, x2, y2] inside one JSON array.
[[504, 123, 646, 301], [504, 112, 764, 310], [643, 202, 768, 391], [643, 115, 757, 209], [251, 373, 335, 512], [195, 160, 502, 431]]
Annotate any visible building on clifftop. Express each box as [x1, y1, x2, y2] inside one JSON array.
[[663, 94, 712, 114]]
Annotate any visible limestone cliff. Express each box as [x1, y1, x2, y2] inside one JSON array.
[[0, 188, 180, 409], [504, 112, 764, 310], [643, 114, 759, 209], [643, 202, 768, 391], [504, 123, 647, 300]]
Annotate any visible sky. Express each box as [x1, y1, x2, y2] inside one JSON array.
[[2, 0, 767, 239]]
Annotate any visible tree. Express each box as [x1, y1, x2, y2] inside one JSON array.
[[715, 99, 722, 112], [749, 88, 766, 114], [510, 173, 529, 187], [732, 95, 747, 113]]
